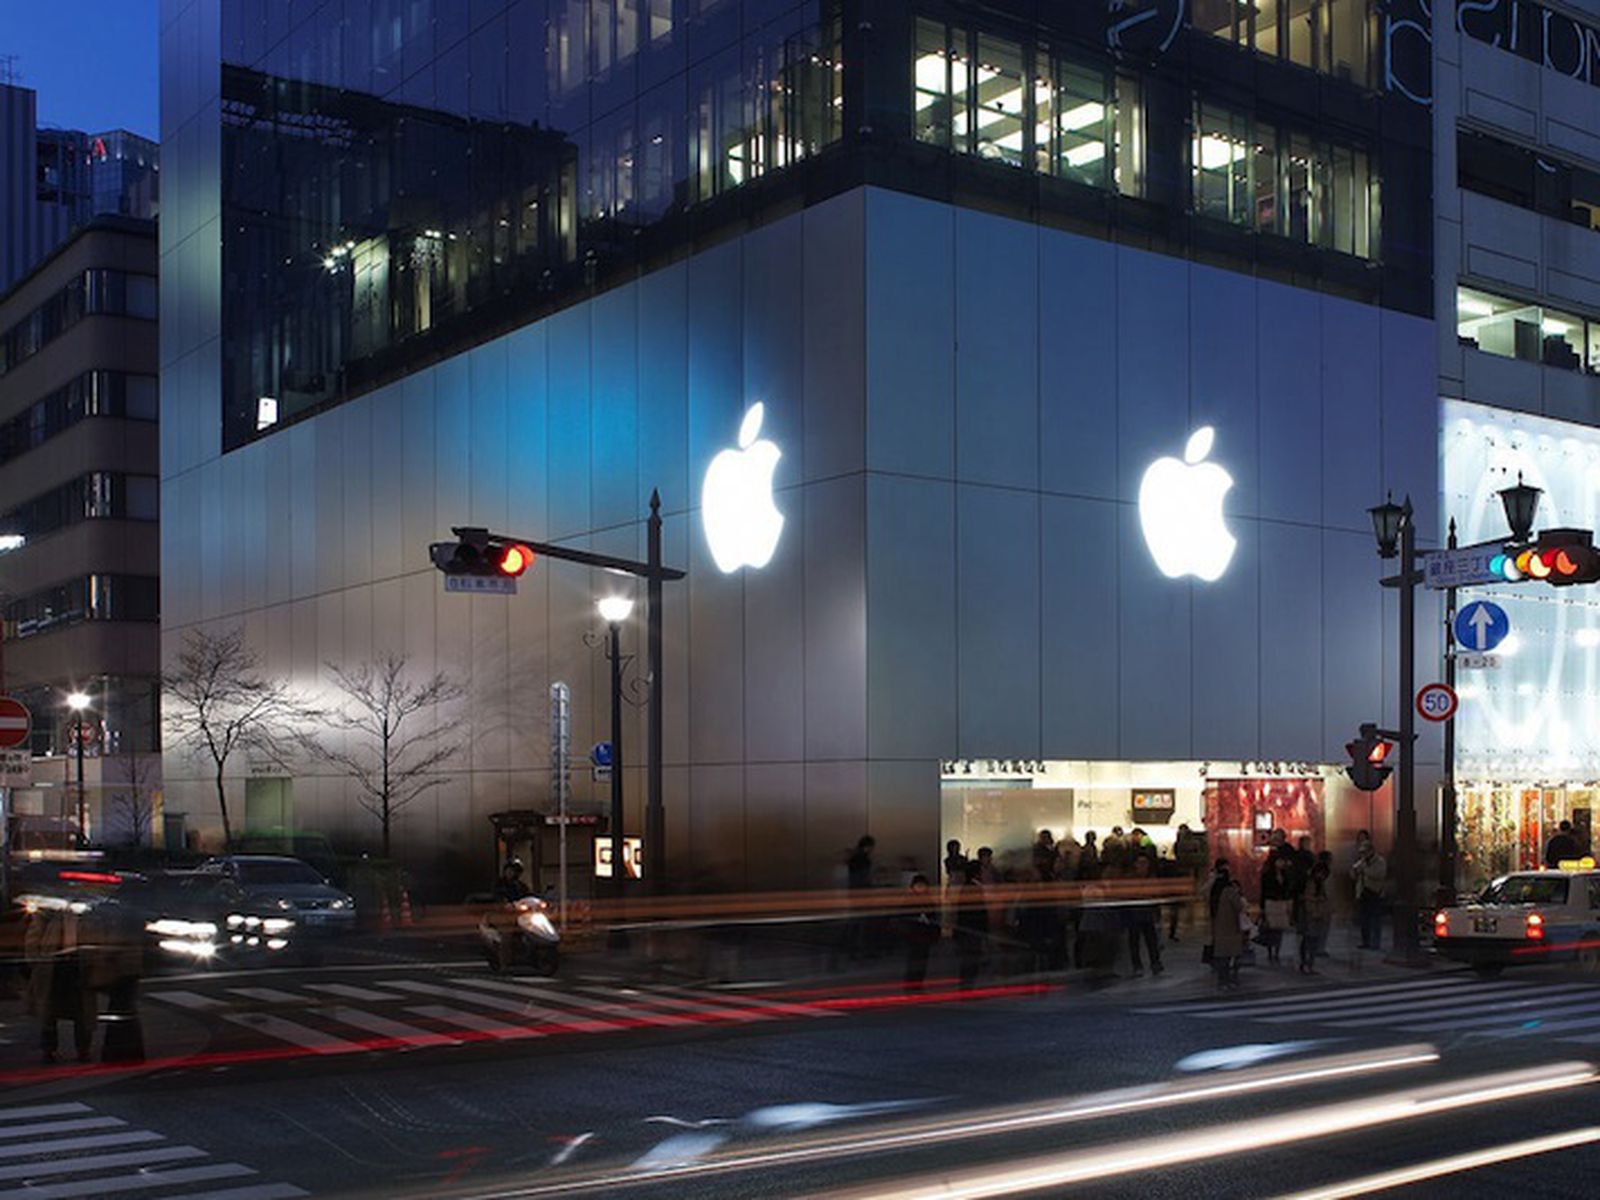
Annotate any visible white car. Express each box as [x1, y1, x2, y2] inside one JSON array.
[[1434, 869, 1600, 975]]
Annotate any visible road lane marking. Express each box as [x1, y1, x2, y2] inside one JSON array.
[[0, 1161, 255, 1199], [169, 1185, 308, 1200], [0, 1130, 160, 1160], [145, 990, 229, 1010], [0, 1146, 207, 1182], [223, 1012, 363, 1054], [304, 983, 403, 1002], [0, 1116, 123, 1141], [227, 987, 304, 1005], [1148, 978, 1511, 1018], [1134, 975, 1488, 1015], [1264, 983, 1594, 1025], [460, 979, 698, 1027], [0, 1104, 91, 1122], [438, 977, 625, 1031], [311, 1006, 460, 1047], [1399, 994, 1600, 1032], [404, 1005, 530, 1039]]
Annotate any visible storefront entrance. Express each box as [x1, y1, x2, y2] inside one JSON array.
[[1457, 782, 1597, 888]]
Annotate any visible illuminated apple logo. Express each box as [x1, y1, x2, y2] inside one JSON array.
[[1138, 426, 1236, 583], [702, 403, 784, 573]]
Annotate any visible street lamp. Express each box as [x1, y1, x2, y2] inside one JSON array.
[[1498, 474, 1542, 543], [597, 595, 634, 891], [1367, 496, 1422, 961], [66, 691, 90, 845]]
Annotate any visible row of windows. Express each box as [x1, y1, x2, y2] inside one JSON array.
[[8, 676, 159, 756], [913, 20, 1142, 193], [1193, 0, 1377, 88], [1194, 103, 1377, 259], [3, 574, 160, 641], [1458, 130, 1600, 233], [0, 371, 158, 468], [222, 6, 841, 449], [2, 472, 160, 543], [1457, 285, 1600, 377], [911, 20, 1380, 261], [0, 270, 157, 379]]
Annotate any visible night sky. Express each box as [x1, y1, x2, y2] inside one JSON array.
[[0, 0, 159, 140]]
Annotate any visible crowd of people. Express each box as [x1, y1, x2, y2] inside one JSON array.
[[864, 825, 1389, 993]]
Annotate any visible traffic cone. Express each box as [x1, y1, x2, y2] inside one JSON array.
[[399, 889, 414, 928]]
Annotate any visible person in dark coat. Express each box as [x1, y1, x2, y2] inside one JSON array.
[[25, 902, 96, 1063], [1076, 832, 1101, 880], [900, 875, 941, 990], [1260, 854, 1294, 965], [1546, 820, 1584, 867], [1127, 855, 1164, 975], [1032, 830, 1059, 882], [954, 862, 988, 989], [1210, 867, 1247, 990]]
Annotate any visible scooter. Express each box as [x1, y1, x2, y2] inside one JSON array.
[[479, 895, 561, 975]]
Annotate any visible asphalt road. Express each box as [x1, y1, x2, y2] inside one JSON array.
[[7, 951, 1600, 1199]]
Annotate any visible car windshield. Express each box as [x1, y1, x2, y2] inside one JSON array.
[[1481, 876, 1569, 905], [236, 861, 326, 887]]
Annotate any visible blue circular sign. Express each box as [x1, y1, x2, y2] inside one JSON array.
[[590, 742, 613, 768], [1455, 601, 1510, 654]]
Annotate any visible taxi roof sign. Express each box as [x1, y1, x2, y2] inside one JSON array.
[[1557, 857, 1597, 871]]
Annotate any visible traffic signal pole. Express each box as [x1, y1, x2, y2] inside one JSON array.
[[1441, 519, 1459, 900], [1395, 506, 1419, 961]]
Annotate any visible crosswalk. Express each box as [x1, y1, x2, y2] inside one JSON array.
[[0, 1100, 306, 1199], [1133, 971, 1600, 1045], [145, 972, 841, 1058]]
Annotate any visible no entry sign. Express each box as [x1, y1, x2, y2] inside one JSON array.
[[0, 697, 32, 748]]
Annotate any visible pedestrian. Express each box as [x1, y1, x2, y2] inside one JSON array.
[[1260, 854, 1294, 965], [1171, 824, 1207, 941], [1298, 860, 1333, 974], [1127, 855, 1164, 975], [1077, 832, 1101, 880], [1103, 826, 1128, 872], [846, 835, 876, 959], [1208, 861, 1246, 990], [25, 901, 96, 1063], [1352, 837, 1388, 950], [1032, 829, 1059, 882], [955, 862, 988, 989], [1057, 830, 1083, 879], [900, 875, 941, 990], [1545, 820, 1583, 868], [943, 839, 968, 886], [83, 896, 146, 1063]]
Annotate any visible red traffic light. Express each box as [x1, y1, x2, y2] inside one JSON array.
[[1366, 739, 1393, 765], [496, 543, 535, 576]]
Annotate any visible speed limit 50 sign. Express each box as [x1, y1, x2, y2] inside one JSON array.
[[1416, 683, 1458, 723]]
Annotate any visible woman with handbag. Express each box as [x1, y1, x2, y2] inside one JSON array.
[[1298, 859, 1333, 974], [1260, 855, 1294, 965]]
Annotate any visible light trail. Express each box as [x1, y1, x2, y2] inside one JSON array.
[[812, 1061, 1598, 1200], [1274, 1126, 1600, 1199], [444, 1045, 1440, 1198]]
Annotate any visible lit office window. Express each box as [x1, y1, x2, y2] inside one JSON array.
[[973, 35, 1025, 166], [1195, 103, 1377, 258], [1457, 286, 1600, 374], [915, 18, 957, 149], [1038, 58, 1113, 189], [1193, 0, 1374, 87]]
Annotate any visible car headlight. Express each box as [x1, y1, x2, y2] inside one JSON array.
[[330, 898, 350, 910], [146, 918, 219, 939], [262, 917, 293, 935], [157, 937, 217, 958]]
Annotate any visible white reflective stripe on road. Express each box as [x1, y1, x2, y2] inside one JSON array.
[[310, 1006, 459, 1047], [0, 1161, 256, 1200], [595, 988, 773, 1023], [1398, 994, 1600, 1033], [475, 980, 698, 1027], [442, 977, 627, 1030], [304, 982, 403, 1002], [0, 1103, 91, 1123], [1132, 975, 1480, 1015], [0, 1117, 122, 1141], [145, 990, 228, 1010], [0, 1130, 160, 1160], [1263, 983, 1594, 1025], [404, 1005, 531, 1039], [0, 1146, 207, 1182], [1154, 978, 1497, 1019], [227, 987, 303, 1005], [658, 985, 841, 1020], [224, 1012, 362, 1054]]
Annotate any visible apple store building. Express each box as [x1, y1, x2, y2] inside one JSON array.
[[160, 1, 1441, 894]]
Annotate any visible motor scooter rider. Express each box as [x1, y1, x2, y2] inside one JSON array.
[[493, 858, 531, 903]]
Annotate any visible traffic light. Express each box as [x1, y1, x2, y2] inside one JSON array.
[[429, 529, 536, 578], [1345, 723, 1394, 792], [1489, 529, 1600, 586]]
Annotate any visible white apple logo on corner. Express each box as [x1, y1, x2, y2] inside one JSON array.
[[1138, 426, 1237, 583], [702, 402, 785, 573]]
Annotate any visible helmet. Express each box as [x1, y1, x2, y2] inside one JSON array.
[[503, 857, 524, 875]]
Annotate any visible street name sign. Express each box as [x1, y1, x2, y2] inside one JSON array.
[[1424, 547, 1504, 590], [444, 575, 517, 595], [1454, 600, 1510, 653], [1416, 683, 1459, 723], [0, 749, 31, 784], [0, 697, 32, 749]]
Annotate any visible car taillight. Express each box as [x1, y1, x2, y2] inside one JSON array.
[[1434, 911, 1449, 937], [1527, 912, 1545, 940]]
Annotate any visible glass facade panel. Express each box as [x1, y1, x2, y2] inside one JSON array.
[[973, 35, 1024, 167], [1196, 0, 1374, 87]]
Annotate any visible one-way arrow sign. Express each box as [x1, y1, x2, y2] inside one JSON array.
[[1454, 600, 1509, 654]]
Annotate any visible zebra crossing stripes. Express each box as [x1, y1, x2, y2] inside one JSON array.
[[0, 1098, 306, 1198], [1134, 973, 1600, 1045]]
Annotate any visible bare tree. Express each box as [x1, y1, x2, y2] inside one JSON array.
[[164, 626, 307, 851], [303, 654, 466, 857], [107, 751, 160, 847]]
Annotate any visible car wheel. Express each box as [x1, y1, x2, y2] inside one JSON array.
[[1473, 962, 1505, 978]]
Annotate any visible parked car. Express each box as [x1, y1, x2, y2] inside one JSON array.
[[196, 855, 358, 938]]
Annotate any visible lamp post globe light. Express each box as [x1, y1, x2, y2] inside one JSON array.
[[66, 691, 90, 844], [598, 595, 634, 891]]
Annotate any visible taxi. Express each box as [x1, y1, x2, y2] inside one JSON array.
[[1433, 861, 1600, 976]]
